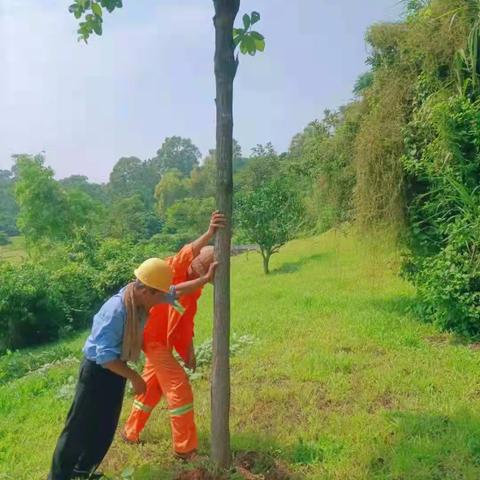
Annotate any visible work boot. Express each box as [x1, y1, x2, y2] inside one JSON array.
[[120, 430, 144, 446], [174, 450, 206, 464]]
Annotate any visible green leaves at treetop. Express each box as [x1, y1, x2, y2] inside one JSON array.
[[68, 0, 122, 42], [69, 2, 264, 55], [234, 11, 265, 56]]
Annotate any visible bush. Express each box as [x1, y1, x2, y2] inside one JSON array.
[[402, 96, 480, 335], [0, 263, 65, 350], [404, 235, 480, 336], [0, 233, 178, 352], [51, 262, 103, 333], [93, 237, 173, 297]]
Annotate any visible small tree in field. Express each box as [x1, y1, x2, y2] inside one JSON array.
[[236, 180, 304, 274]]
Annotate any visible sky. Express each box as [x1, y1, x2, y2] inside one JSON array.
[[0, 0, 403, 183]]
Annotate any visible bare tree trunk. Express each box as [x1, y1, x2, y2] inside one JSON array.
[[261, 249, 271, 274], [263, 253, 270, 274], [212, 0, 240, 469]]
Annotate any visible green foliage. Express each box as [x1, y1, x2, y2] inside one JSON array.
[[106, 194, 153, 241], [14, 154, 103, 249], [65, 188, 103, 230], [68, 0, 266, 64], [86, 236, 170, 297], [151, 136, 201, 178], [164, 197, 215, 236], [287, 107, 358, 233], [147, 232, 193, 254], [453, 2, 480, 98], [402, 95, 480, 335], [0, 227, 175, 352], [68, 0, 123, 42], [190, 140, 245, 200], [353, 71, 374, 96], [14, 154, 73, 245], [235, 180, 304, 274], [233, 11, 265, 56], [190, 154, 216, 199], [353, 67, 410, 228], [60, 175, 108, 204], [354, 0, 470, 228], [234, 142, 281, 192], [109, 156, 159, 208], [0, 262, 66, 350], [154, 169, 190, 217], [68, 0, 266, 68], [404, 0, 429, 16]]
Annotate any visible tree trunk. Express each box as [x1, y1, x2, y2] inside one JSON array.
[[261, 250, 271, 274], [212, 0, 240, 469]]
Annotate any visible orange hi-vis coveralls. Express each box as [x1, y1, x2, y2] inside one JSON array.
[[123, 244, 203, 454]]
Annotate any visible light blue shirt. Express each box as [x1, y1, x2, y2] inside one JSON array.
[[83, 286, 176, 365]]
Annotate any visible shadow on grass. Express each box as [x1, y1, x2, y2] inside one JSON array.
[[368, 294, 418, 318], [368, 410, 480, 479], [271, 253, 326, 276], [368, 295, 467, 345]]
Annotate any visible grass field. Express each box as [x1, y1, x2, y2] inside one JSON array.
[[0, 236, 26, 263], [1, 231, 480, 479]]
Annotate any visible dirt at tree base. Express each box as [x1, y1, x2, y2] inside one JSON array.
[[175, 468, 217, 480], [174, 451, 294, 480]]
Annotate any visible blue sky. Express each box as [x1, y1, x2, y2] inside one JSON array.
[[0, 0, 402, 182]]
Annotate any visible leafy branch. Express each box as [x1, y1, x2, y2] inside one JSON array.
[[69, 1, 266, 58], [233, 11, 265, 56]]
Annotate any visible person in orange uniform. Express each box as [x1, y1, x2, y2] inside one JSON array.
[[122, 211, 226, 460]]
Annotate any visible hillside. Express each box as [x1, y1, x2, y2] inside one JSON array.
[[1, 231, 480, 479]]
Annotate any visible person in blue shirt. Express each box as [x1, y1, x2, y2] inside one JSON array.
[[48, 256, 217, 480]]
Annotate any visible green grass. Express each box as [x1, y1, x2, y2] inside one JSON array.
[[0, 236, 26, 263], [1, 231, 480, 479]]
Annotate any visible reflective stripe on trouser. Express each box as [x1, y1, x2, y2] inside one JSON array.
[[123, 343, 198, 454]]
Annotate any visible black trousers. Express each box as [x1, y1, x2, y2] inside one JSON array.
[[48, 358, 126, 480]]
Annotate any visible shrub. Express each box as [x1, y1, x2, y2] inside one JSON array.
[[0, 233, 176, 352], [0, 262, 65, 350], [402, 96, 480, 335]]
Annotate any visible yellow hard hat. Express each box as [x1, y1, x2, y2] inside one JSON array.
[[134, 258, 173, 293]]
